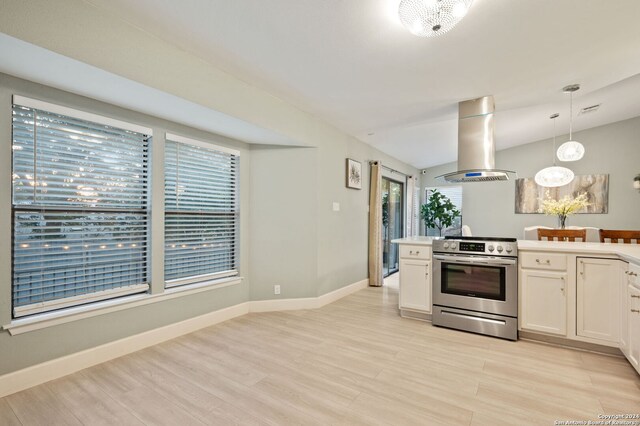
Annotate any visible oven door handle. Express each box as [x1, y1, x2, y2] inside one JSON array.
[[433, 255, 517, 267]]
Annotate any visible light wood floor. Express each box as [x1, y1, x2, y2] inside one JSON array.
[[2, 276, 639, 425]]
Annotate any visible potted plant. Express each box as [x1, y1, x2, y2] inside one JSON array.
[[421, 190, 460, 237], [539, 191, 590, 229]]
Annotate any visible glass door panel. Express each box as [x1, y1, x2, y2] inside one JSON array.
[[382, 177, 404, 277]]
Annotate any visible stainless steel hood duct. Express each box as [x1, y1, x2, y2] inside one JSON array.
[[436, 96, 515, 183]]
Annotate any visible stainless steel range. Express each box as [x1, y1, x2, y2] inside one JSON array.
[[432, 236, 518, 340]]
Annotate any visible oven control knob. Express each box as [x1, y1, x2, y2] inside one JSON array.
[[488, 245, 495, 252], [450, 243, 457, 249], [443, 242, 450, 249], [505, 244, 513, 253], [497, 245, 504, 252]]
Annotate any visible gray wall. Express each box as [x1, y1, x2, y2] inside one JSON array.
[[248, 146, 319, 300], [247, 139, 418, 301], [421, 116, 640, 238]]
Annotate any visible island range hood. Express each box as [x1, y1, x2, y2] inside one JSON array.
[[436, 96, 515, 183]]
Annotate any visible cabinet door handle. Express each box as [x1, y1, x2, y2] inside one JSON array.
[[416, 251, 420, 255], [631, 295, 640, 299], [631, 309, 640, 314], [536, 259, 551, 264]]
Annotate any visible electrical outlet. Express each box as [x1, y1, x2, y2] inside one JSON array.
[[274, 285, 281, 295]]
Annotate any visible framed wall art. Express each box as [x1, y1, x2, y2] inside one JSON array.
[[515, 174, 609, 214], [346, 158, 362, 189]]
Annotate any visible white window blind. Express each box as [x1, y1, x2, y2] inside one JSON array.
[[429, 186, 463, 213], [11, 102, 150, 317], [425, 186, 463, 237], [164, 136, 239, 287]]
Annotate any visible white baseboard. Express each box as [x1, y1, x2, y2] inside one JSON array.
[[316, 278, 369, 307], [0, 278, 368, 398], [248, 279, 369, 313]]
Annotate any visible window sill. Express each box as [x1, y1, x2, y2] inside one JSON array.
[[3, 277, 243, 335]]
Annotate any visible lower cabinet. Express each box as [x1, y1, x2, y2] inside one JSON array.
[[520, 269, 567, 336], [576, 257, 622, 344], [620, 269, 630, 357], [399, 259, 431, 313], [627, 283, 640, 374], [519, 250, 640, 377]]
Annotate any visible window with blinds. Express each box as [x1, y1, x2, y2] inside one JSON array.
[[164, 135, 239, 287], [425, 186, 463, 237], [11, 98, 150, 317]]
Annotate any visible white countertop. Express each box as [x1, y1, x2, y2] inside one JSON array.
[[391, 236, 439, 246], [391, 237, 640, 264], [517, 240, 640, 264]]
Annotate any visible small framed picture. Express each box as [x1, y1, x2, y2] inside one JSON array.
[[346, 158, 362, 189]]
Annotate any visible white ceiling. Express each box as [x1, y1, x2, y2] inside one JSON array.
[[83, 0, 640, 168]]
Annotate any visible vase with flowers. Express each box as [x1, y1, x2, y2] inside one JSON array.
[[539, 191, 590, 229]]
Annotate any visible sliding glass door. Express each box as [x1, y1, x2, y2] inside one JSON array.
[[382, 177, 404, 277]]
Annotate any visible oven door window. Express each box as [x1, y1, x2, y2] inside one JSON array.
[[441, 262, 506, 301]]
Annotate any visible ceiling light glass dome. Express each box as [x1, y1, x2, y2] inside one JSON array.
[[398, 0, 474, 37]]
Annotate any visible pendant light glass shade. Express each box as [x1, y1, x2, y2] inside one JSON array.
[[534, 166, 575, 187], [535, 113, 575, 188], [557, 84, 585, 162], [398, 0, 474, 38], [556, 140, 585, 162]]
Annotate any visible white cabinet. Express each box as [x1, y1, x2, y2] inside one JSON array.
[[620, 263, 630, 357], [627, 284, 640, 373], [399, 259, 431, 312], [520, 252, 568, 271], [398, 244, 432, 317], [520, 269, 567, 336], [399, 245, 429, 260], [625, 262, 640, 375], [576, 258, 622, 344]]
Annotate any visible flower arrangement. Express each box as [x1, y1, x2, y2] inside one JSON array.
[[539, 191, 590, 229]]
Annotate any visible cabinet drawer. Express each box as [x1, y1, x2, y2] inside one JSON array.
[[520, 252, 567, 271], [399, 245, 430, 260]]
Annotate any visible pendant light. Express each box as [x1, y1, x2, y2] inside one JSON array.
[[535, 113, 575, 187], [556, 84, 585, 162]]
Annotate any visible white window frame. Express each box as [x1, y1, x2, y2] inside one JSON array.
[[11, 96, 153, 317], [164, 134, 240, 288]]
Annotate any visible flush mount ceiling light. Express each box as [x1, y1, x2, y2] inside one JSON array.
[[556, 84, 585, 162], [535, 113, 575, 187], [398, 0, 474, 37]]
